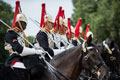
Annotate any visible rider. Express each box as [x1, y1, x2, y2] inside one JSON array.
[[34, 13, 54, 61], [4, 13, 45, 80]]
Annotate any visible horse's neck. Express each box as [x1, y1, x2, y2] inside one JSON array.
[[50, 45, 83, 80]]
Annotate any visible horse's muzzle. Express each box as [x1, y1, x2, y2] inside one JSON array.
[[97, 64, 110, 80]]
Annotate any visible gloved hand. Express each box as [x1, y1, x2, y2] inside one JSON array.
[[35, 49, 47, 56], [4, 43, 12, 50], [20, 47, 46, 56]]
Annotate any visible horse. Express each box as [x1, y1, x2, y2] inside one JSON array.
[[79, 38, 120, 80], [0, 63, 20, 80], [48, 36, 109, 80], [0, 36, 109, 80], [97, 38, 120, 80]]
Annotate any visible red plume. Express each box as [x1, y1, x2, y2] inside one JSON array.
[[66, 18, 72, 38], [40, 3, 46, 27], [60, 9, 65, 34], [74, 18, 82, 38], [84, 24, 90, 40], [61, 10, 65, 19], [12, 0, 22, 28], [53, 6, 62, 30]]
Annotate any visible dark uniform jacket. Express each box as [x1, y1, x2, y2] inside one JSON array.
[[36, 31, 54, 60], [5, 30, 23, 53], [5, 30, 23, 67]]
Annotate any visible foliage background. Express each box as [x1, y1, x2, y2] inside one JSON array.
[[0, 0, 13, 62], [72, 0, 120, 46]]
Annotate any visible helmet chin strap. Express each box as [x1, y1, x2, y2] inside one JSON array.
[[18, 20, 24, 32], [17, 20, 29, 47]]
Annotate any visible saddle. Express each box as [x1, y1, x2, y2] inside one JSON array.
[[22, 54, 48, 79]]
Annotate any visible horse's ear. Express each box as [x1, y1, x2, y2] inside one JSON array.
[[94, 39, 99, 44], [86, 35, 92, 45], [110, 41, 114, 48]]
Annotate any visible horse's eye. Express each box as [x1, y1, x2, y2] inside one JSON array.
[[90, 49, 93, 51]]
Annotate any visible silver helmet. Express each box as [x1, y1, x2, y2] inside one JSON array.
[[16, 13, 27, 24]]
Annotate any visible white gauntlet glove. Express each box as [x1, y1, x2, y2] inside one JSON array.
[[4, 43, 12, 50], [35, 49, 46, 56], [20, 47, 46, 56]]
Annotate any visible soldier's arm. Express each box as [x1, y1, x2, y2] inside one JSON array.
[[5, 30, 23, 53], [5, 30, 44, 56]]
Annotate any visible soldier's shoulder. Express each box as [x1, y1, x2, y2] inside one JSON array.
[[7, 29, 17, 35], [38, 31, 47, 36], [5, 29, 18, 38]]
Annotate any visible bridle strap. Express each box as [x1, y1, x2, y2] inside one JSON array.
[[82, 45, 105, 72], [95, 61, 105, 70], [103, 41, 112, 54]]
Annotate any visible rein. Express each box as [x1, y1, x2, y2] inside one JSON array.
[[40, 56, 71, 80]]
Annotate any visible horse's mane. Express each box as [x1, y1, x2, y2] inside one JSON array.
[[52, 47, 76, 61]]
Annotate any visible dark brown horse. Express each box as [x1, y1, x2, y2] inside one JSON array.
[[79, 38, 120, 80], [0, 36, 109, 80], [41, 36, 109, 80]]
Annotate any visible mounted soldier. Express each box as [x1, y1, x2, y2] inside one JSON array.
[[34, 3, 54, 61], [4, 13, 46, 80], [70, 18, 83, 47]]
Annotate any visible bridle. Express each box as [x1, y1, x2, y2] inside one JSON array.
[[82, 45, 105, 75], [102, 40, 117, 61]]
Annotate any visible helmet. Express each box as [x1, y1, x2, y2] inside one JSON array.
[[87, 31, 93, 38], [16, 13, 27, 24], [15, 13, 27, 31], [44, 13, 53, 22], [59, 16, 63, 26], [63, 19, 67, 27], [71, 26, 75, 33], [79, 27, 83, 33]]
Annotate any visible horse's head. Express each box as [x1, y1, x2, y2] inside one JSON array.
[[101, 38, 120, 73], [104, 38, 120, 58], [81, 36, 109, 80]]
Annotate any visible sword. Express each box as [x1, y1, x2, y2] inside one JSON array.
[[0, 19, 34, 47], [29, 17, 55, 43], [0, 19, 52, 59]]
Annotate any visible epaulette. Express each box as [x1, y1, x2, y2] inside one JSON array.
[[7, 29, 19, 36], [7, 29, 14, 32], [44, 27, 50, 33], [51, 28, 58, 34]]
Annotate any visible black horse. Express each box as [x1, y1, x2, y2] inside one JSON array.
[[79, 38, 120, 80], [0, 36, 109, 80], [97, 38, 120, 80]]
